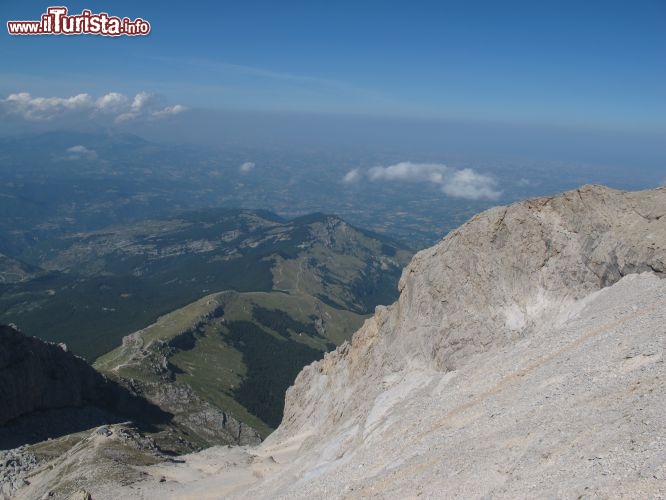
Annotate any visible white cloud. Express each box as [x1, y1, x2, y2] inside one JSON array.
[[2, 92, 93, 120], [114, 93, 153, 122], [342, 168, 361, 184], [346, 161, 502, 201], [1, 91, 186, 123], [65, 145, 97, 160], [441, 168, 501, 200], [95, 92, 129, 113], [114, 112, 137, 123], [131, 91, 153, 112], [151, 104, 187, 119], [116, 93, 187, 122], [240, 161, 255, 173], [66, 145, 90, 154], [368, 162, 447, 183]]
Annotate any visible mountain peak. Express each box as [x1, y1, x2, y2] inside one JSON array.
[[234, 185, 666, 497]]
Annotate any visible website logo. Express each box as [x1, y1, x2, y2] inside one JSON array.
[[7, 7, 151, 36]]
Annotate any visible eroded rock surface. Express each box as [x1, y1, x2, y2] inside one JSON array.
[[277, 185, 666, 444]]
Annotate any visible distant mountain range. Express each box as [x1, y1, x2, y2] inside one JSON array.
[[1, 208, 411, 359]]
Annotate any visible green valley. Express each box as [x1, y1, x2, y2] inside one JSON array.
[[2, 207, 412, 444]]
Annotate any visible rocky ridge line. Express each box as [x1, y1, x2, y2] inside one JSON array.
[[275, 185, 666, 445]]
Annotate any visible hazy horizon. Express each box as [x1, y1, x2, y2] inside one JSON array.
[[2, 1, 664, 158], [1, 1, 664, 237]]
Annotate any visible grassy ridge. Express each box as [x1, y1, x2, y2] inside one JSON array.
[[96, 290, 366, 436]]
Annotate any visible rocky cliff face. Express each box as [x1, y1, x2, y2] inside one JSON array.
[[275, 185, 665, 442], [0, 324, 169, 428]]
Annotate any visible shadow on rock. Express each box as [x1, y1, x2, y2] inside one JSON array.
[[0, 324, 173, 450]]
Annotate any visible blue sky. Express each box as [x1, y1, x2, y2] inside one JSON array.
[[1, 0, 665, 133]]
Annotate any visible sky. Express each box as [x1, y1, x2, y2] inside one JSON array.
[[1, 0, 665, 134]]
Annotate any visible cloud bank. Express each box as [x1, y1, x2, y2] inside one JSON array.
[[1, 91, 187, 123], [343, 161, 501, 200]]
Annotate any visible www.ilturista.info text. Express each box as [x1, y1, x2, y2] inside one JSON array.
[[7, 7, 151, 36]]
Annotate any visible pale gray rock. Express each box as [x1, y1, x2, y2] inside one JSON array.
[[276, 185, 666, 443]]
